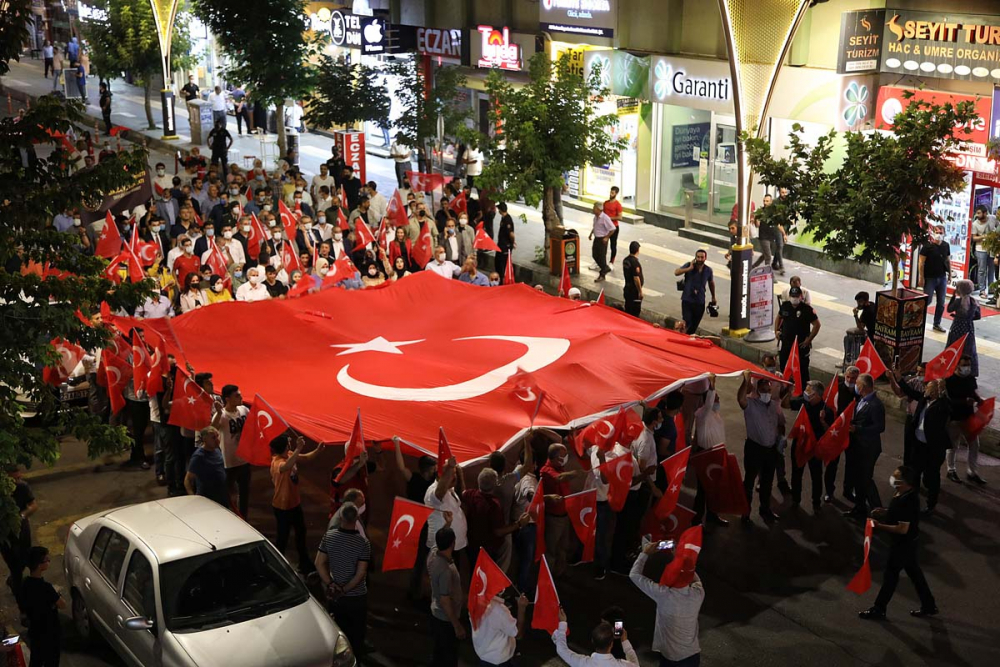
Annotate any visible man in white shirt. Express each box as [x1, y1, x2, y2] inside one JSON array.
[[425, 246, 461, 279], [424, 458, 468, 555], [208, 85, 227, 128], [630, 542, 705, 666], [212, 384, 252, 519], [366, 181, 388, 224], [472, 594, 528, 666], [235, 266, 270, 302], [390, 137, 412, 187], [587, 443, 632, 580], [311, 163, 336, 201], [609, 408, 659, 575], [135, 287, 174, 318], [465, 146, 483, 189], [552, 610, 639, 666], [204, 223, 247, 272], [153, 162, 173, 196]]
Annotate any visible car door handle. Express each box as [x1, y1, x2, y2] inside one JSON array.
[[116, 615, 124, 628], [84, 576, 92, 591]]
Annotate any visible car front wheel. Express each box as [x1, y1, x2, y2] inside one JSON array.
[[72, 591, 95, 644]]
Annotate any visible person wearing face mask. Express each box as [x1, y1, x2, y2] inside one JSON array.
[[737, 370, 786, 524], [946, 279, 981, 376], [172, 235, 202, 292], [194, 222, 216, 258], [692, 374, 729, 527], [441, 217, 468, 265], [918, 225, 951, 332], [830, 366, 861, 503], [231, 214, 254, 260], [888, 373, 949, 514], [675, 249, 717, 334], [944, 355, 986, 485], [457, 213, 475, 255], [296, 215, 321, 254], [487, 272, 501, 287], [858, 466, 938, 621], [458, 256, 490, 286], [157, 187, 179, 228], [204, 274, 233, 304], [426, 245, 462, 280], [52, 206, 75, 232], [242, 188, 262, 217], [776, 285, 820, 386], [259, 265, 287, 298], [360, 256, 388, 288], [235, 266, 270, 302], [178, 273, 207, 314], [789, 381, 834, 512], [843, 373, 885, 520], [153, 161, 173, 195], [540, 443, 589, 577]]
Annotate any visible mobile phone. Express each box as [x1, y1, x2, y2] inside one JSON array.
[[613, 620, 623, 638], [657, 540, 675, 551], [1, 635, 19, 646]]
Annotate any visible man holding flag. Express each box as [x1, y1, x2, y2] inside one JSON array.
[[737, 370, 785, 524], [844, 373, 885, 520], [944, 355, 988, 485]]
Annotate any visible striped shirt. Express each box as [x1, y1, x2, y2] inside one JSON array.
[[318, 528, 371, 597]]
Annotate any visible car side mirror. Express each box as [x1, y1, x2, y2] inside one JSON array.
[[124, 616, 154, 631]]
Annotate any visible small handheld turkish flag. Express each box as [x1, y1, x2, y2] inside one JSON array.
[[247, 213, 267, 260], [449, 191, 467, 215], [564, 489, 597, 563], [237, 394, 291, 467], [436, 427, 454, 477], [640, 504, 696, 543], [824, 372, 839, 412], [103, 350, 131, 415], [353, 218, 376, 252], [95, 211, 123, 258], [382, 497, 436, 572], [528, 482, 546, 561], [387, 190, 410, 228], [782, 338, 803, 396], [474, 227, 501, 252], [281, 240, 302, 274], [42, 338, 85, 387], [964, 396, 995, 440], [503, 250, 515, 285], [508, 368, 543, 425], [278, 200, 298, 242], [597, 452, 634, 512], [790, 406, 817, 468], [654, 447, 691, 519], [856, 338, 888, 380], [412, 220, 434, 268], [531, 555, 561, 635], [130, 330, 150, 395], [689, 445, 727, 505], [334, 409, 366, 483], [321, 256, 356, 288], [336, 206, 350, 232], [924, 334, 968, 382], [468, 549, 511, 630], [557, 259, 571, 298], [846, 519, 875, 594], [659, 525, 703, 588], [814, 400, 856, 464], [168, 368, 214, 432]]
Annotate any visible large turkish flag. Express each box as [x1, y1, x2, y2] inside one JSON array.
[[128, 273, 754, 463]]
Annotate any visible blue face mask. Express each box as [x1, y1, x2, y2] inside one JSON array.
[[233, 270, 243, 279]]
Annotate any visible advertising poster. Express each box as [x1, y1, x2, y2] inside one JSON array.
[[748, 267, 774, 332], [671, 122, 710, 170], [837, 9, 886, 74], [874, 290, 927, 373]]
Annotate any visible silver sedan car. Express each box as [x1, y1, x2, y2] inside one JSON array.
[[64, 496, 355, 667]]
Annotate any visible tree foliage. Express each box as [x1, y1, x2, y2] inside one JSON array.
[[478, 52, 627, 246], [0, 96, 154, 534], [0, 0, 32, 77], [388, 58, 469, 170], [305, 55, 389, 131], [744, 94, 978, 270]]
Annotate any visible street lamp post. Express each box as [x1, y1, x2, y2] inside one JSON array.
[[149, 0, 180, 139]]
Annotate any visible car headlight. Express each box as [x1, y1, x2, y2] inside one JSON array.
[[331, 632, 354, 667]]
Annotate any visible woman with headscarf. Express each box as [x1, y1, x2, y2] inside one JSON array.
[[391, 256, 410, 282], [178, 273, 207, 314], [205, 274, 233, 305], [946, 279, 981, 376]]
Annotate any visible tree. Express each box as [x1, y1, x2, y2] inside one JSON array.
[[84, 0, 196, 129], [193, 0, 314, 158], [388, 58, 469, 172], [304, 55, 389, 132], [0, 0, 32, 77], [0, 95, 154, 534], [744, 93, 978, 288], [478, 52, 627, 257]]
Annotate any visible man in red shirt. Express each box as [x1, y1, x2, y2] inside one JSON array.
[[602, 186, 623, 268], [539, 443, 587, 577], [172, 234, 201, 293], [461, 468, 529, 567]]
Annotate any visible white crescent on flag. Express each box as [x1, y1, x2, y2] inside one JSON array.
[[257, 410, 274, 434], [705, 463, 724, 481], [474, 568, 488, 597], [514, 387, 536, 402], [393, 514, 415, 538], [107, 365, 122, 386], [579, 506, 593, 528], [614, 457, 632, 483]]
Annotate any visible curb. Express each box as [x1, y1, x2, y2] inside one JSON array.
[[23, 453, 131, 484]]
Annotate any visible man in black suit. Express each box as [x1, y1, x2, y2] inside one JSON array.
[[888, 376, 950, 515], [844, 373, 884, 519]]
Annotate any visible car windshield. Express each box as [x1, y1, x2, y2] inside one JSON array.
[[159, 540, 308, 632]]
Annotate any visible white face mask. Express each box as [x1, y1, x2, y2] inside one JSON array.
[[790, 297, 801, 306], [318, 217, 326, 224], [956, 366, 971, 377], [223, 231, 233, 240], [263, 204, 272, 212], [212, 283, 223, 293], [241, 225, 250, 233], [931, 233, 942, 241], [73, 218, 82, 227], [758, 393, 772, 405], [333, 233, 343, 241], [556, 455, 569, 467], [436, 253, 446, 262], [889, 474, 901, 488], [304, 223, 313, 231], [156, 168, 165, 176], [206, 229, 215, 237], [248, 274, 260, 285], [182, 244, 193, 255], [229, 188, 238, 195], [318, 267, 329, 277]]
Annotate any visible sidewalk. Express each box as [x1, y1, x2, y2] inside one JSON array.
[[3, 56, 998, 448]]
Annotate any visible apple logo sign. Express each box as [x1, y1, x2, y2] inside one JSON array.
[[364, 19, 384, 44]]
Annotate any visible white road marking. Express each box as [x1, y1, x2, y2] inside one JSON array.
[[816, 347, 843, 359]]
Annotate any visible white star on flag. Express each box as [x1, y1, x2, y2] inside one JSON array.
[[331, 336, 425, 356]]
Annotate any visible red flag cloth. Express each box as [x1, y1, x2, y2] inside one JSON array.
[[924, 334, 968, 382], [531, 555, 561, 635], [387, 190, 410, 228], [382, 497, 436, 572], [134, 241, 160, 267], [846, 519, 876, 594], [124, 272, 756, 464], [641, 504, 696, 543], [856, 338, 888, 380], [597, 289, 606, 305], [247, 213, 267, 260], [413, 220, 434, 268], [145, 330, 169, 395], [168, 368, 214, 431], [109, 125, 129, 136], [528, 482, 546, 561], [474, 227, 502, 253], [824, 373, 839, 412], [321, 256, 356, 288], [336, 206, 350, 232], [287, 277, 314, 299], [815, 400, 856, 464], [659, 525, 703, 588], [468, 549, 512, 630], [503, 251, 515, 285], [790, 406, 818, 468], [782, 338, 803, 396], [597, 453, 634, 512], [101, 253, 125, 284], [964, 397, 995, 440], [564, 489, 597, 563], [353, 218, 377, 252], [717, 453, 750, 516], [205, 244, 231, 288], [654, 448, 691, 519], [436, 427, 454, 477], [74, 309, 92, 327], [154, 182, 165, 196], [130, 331, 150, 395], [507, 368, 543, 423], [689, 445, 727, 488], [674, 411, 687, 450], [281, 241, 302, 274], [95, 212, 123, 258], [103, 350, 131, 414], [236, 394, 291, 466], [334, 409, 366, 483], [406, 170, 446, 192], [278, 201, 299, 242], [192, 209, 204, 228], [581, 411, 623, 451], [557, 259, 571, 298], [448, 191, 467, 215], [42, 338, 85, 386]]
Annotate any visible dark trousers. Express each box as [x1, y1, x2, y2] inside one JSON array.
[[273, 505, 311, 572], [849, 445, 882, 515], [779, 342, 811, 386], [211, 150, 228, 175], [235, 107, 251, 133], [1, 534, 27, 610], [226, 464, 251, 519], [873, 541, 936, 612], [914, 447, 945, 509], [592, 238, 609, 275], [682, 300, 705, 334], [842, 444, 858, 497], [329, 594, 367, 656], [772, 234, 785, 270], [126, 398, 150, 464], [661, 653, 700, 667], [408, 525, 430, 598], [824, 454, 840, 496], [610, 487, 648, 572], [624, 290, 641, 317], [609, 225, 620, 263], [594, 501, 613, 571], [743, 439, 778, 515], [102, 111, 112, 134], [790, 443, 823, 505], [28, 631, 60, 667], [496, 251, 511, 284], [44, 57, 54, 77], [902, 418, 916, 467], [394, 161, 409, 188], [165, 427, 192, 493], [431, 615, 459, 667], [513, 524, 537, 593]]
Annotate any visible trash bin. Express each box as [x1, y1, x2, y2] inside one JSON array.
[[187, 100, 213, 146], [549, 229, 580, 276]]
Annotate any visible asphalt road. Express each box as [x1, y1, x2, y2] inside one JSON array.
[[6, 376, 999, 666]]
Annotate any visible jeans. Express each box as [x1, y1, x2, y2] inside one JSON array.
[[79, 84, 86, 102], [946, 421, 980, 476], [235, 107, 250, 134], [742, 439, 778, 515], [394, 161, 409, 188], [328, 594, 367, 657], [273, 505, 311, 572], [772, 234, 785, 271], [975, 250, 995, 292], [873, 540, 935, 612], [226, 464, 251, 519], [682, 300, 706, 334], [431, 615, 459, 667], [753, 239, 773, 268], [513, 524, 537, 593], [212, 109, 226, 127], [924, 274, 948, 326]]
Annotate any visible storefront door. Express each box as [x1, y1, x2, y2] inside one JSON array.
[[709, 115, 737, 225]]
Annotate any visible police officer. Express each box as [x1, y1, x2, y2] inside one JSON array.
[[859, 466, 938, 620], [622, 241, 643, 316], [775, 286, 821, 385]]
